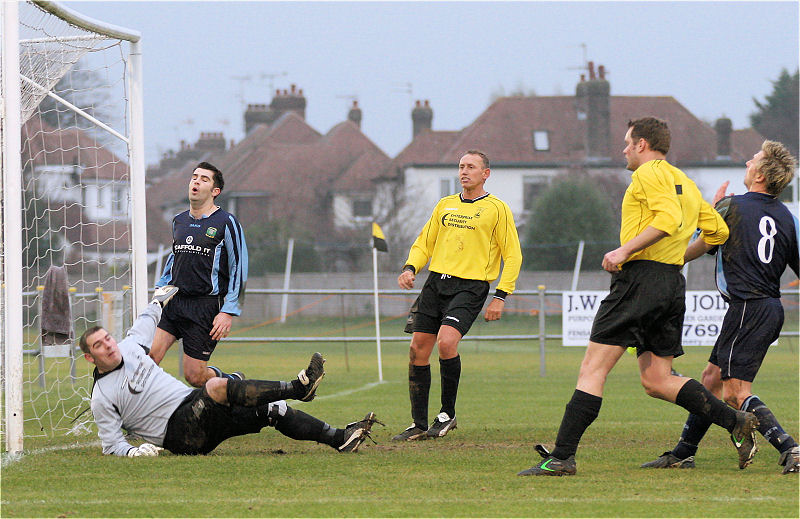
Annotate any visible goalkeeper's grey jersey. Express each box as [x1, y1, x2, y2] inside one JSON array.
[[90, 304, 193, 456]]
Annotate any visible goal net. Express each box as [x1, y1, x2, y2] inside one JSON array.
[[1, 0, 145, 455]]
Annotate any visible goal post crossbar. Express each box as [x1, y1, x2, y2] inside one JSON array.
[[31, 1, 141, 42], [20, 74, 130, 143]]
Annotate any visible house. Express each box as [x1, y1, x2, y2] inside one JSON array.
[[21, 117, 132, 268], [146, 86, 391, 271], [379, 62, 778, 239]]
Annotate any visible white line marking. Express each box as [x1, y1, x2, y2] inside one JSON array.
[[300, 381, 387, 402], [1, 439, 101, 467]]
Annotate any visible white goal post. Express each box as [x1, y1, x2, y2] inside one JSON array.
[[1, 0, 146, 455]]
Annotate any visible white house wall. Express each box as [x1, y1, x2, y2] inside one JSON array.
[[398, 164, 799, 238]]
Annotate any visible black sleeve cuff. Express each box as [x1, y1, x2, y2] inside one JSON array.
[[402, 265, 416, 274], [493, 289, 508, 301]]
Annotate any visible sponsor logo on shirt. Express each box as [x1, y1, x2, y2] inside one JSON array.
[[127, 361, 153, 394], [186, 236, 193, 244]]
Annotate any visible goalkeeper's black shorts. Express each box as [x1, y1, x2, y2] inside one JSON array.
[[163, 388, 277, 455]]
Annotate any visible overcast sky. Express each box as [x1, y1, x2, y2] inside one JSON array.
[[62, 1, 799, 165]]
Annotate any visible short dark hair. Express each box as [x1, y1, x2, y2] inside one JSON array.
[[78, 325, 104, 355], [195, 161, 224, 193], [627, 117, 671, 155], [464, 149, 490, 169]]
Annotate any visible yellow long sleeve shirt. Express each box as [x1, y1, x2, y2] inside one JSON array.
[[404, 193, 523, 294], [621, 159, 728, 266]]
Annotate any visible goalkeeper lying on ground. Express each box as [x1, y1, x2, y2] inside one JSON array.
[[79, 285, 381, 456]]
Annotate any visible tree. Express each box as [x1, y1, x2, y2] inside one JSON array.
[[750, 68, 799, 156], [246, 220, 321, 276], [523, 174, 618, 271]]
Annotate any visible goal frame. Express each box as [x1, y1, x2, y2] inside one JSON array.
[[1, 0, 146, 454]]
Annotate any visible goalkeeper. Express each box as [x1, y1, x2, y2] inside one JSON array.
[[79, 286, 381, 457]]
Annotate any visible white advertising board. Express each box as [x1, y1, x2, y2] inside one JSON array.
[[562, 290, 729, 347]]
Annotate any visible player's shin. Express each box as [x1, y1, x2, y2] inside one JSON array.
[[743, 395, 799, 453], [274, 407, 341, 446], [226, 379, 301, 407]]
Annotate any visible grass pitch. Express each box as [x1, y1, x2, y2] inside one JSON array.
[[2, 314, 798, 517]]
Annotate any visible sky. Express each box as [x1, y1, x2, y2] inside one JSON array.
[[60, 1, 800, 166]]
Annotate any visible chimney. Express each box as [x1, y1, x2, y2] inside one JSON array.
[[583, 63, 611, 159], [195, 132, 226, 154], [348, 100, 362, 128], [411, 99, 433, 138], [269, 83, 306, 121], [715, 117, 732, 159], [244, 103, 270, 134]]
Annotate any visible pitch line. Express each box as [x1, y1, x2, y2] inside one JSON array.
[[302, 380, 388, 402], [1, 439, 101, 467]]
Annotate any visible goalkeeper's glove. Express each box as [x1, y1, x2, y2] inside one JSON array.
[[127, 443, 162, 457], [151, 285, 178, 308]]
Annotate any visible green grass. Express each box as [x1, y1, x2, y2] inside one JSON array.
[[2, 314, 798, 517]]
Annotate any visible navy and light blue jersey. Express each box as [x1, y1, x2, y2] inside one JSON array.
[[156, 208, 248, 315], [712, 192, 799, 301]]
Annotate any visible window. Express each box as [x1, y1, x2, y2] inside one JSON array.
[[533, 130, 550, 151], [112, 185, 126, 214], [352, 199, 372, 218], [440, 177, 458, 198], [523, 175, 550, 212]]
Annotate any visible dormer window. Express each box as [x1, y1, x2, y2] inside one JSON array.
[[533, 130, 550, 151]]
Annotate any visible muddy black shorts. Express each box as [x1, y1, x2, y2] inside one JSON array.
[[403, 271, 489, 337], [162, 388, 280, 455], [709, 297, 783, 383], [157, 293, 223, 361], [590, 260, 686, 358]]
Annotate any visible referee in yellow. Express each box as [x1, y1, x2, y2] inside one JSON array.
[[518, 117, 760, 476], [392, 150, 522, 441]]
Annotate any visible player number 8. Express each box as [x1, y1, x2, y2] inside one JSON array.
[[757, 216, 777, 264]]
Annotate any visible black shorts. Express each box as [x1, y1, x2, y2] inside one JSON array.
[[162, 388, 281, 455], [403, 271, 490, 337], [157, 293, 223, 361], [709, 298, 783, 383], [590, 260, 686, 358]]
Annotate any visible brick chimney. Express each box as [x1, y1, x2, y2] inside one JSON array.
[[348, 100, 362, 128], [243, 84, 308, 134], [582, 61, 611, 160], [269, 83, 306, 120], [714, 117, 732, 159], [244, 103, 270, 134], [412, 99, 433, 138], [195, 132, 226, 154]]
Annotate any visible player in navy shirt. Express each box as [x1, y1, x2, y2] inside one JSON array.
[[643, 140, 799, 474], [151, 162, 249, 387]]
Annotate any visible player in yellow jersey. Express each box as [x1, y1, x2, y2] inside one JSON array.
[[518, 117, 759, 476], [392, 150, 522, 441]]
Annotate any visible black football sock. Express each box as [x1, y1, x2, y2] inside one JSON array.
[[742, 395, 799, 454], [409, 364, 431, 429], [439, 355, 461, 418], [671, 413, 713, 459], [674, 379, 737, 432], [551, 389, 602, 460], [274, 407, 342, 447], [226, 379, 298, 407]]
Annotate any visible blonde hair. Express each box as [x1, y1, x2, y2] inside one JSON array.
[[759, 140, 797, 196]]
